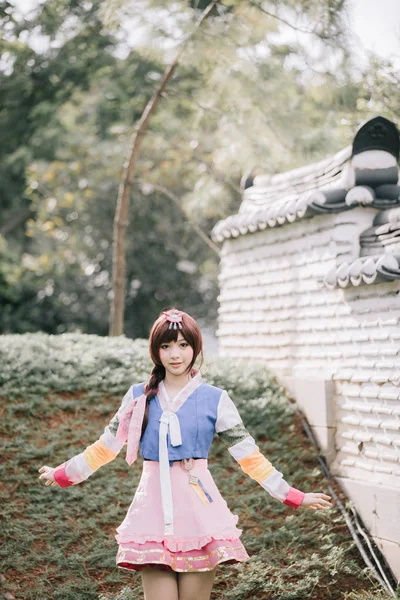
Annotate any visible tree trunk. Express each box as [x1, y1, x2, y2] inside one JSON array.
[[109, 0, 221, 336]]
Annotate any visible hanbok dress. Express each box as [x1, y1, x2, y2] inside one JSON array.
[[53, 371, 304, 572]]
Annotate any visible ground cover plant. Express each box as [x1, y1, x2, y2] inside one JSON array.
[[0, 333, 397, 599]]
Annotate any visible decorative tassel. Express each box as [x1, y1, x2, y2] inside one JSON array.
[[188, 475, 213, 504]]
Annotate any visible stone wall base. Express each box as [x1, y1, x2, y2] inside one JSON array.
[[274, 372, 337, 465], [274, 370, 400, 583], [336, 477, 400, 583]]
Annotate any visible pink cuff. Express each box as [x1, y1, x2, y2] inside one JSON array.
[[54, 463, 74, 488], [283, 487, 305, 509]]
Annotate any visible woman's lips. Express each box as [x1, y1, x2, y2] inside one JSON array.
[[170, 363, 182, 367]]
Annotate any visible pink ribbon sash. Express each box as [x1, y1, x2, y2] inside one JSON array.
[[116, 392, 147, 465]]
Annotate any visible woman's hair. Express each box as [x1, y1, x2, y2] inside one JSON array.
[[140, 308, 203, 437]]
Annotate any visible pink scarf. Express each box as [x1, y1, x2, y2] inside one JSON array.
[[116, 392, 147, 466], [115, 370, 200, 466]]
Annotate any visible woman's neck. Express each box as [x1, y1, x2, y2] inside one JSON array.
[[163, 371, 193, 392]]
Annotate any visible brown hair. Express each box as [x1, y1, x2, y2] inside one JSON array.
[[141, 308, 203, 437]]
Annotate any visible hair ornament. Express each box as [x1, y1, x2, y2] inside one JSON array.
[[162, 309, 184, 330]]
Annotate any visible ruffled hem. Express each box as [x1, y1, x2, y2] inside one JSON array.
[[116, 537, 250, 572], [115, 526, 243, 552]]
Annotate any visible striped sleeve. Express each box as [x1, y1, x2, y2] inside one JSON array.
[[215, 391, 305, 509], [53, 386, 133, 488]]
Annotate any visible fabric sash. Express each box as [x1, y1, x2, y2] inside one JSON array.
[[116, 392, 147, 466], [158, 411, 183, 535]]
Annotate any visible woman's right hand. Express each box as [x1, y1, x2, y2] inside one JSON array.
[[298, 492, 332, 510], [38, 465, 59, 487]]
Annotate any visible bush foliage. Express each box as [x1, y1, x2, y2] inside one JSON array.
[[0, 333, 397, 599]]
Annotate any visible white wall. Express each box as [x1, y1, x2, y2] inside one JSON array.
[[217, 206, 400, 580]]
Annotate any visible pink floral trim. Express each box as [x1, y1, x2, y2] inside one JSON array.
[[283, 487, 305, 509], [116, 538, 249, 573], [115, 526, 243, 552], [53, 463, 73, 488]]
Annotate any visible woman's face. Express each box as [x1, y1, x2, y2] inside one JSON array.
[[159, 332, 194, 378]]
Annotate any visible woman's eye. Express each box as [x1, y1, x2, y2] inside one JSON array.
[[161, 344, 169, 349], [180, 343, 188, 347]]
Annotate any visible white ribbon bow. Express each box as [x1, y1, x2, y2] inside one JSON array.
[[158, 411, 182, 535]]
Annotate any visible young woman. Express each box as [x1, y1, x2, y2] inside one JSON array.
[[38, 308, 332, 600]]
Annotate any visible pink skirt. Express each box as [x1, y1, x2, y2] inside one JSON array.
[[115, 459, 250, 572]]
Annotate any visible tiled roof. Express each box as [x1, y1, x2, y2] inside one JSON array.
[[360, 206, 400, 253], [212, 117, 400, 243], [318, 253, 400, 289], [211, 145, 353, 242], [211, 117, 400, 287], [239, 145, 351, 213], [211, 158, 400, 242], [318, 206, 400, 288]]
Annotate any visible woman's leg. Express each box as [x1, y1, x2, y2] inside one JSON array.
[[141, 567, 179, 600], [177, 568, 217, 600]]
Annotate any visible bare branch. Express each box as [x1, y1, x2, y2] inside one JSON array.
[[161, 90, 224, 116], [110, 0, 221, 336], [142, 129, 243, 196], [249, 1, 334, 40], [136, 180, 220, 256]]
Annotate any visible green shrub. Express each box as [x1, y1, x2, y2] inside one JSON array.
[[0, 333, 396, 600]]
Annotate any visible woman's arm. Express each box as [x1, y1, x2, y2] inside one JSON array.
[[38, 386, 133, 488], [215, 391, 332, 511]]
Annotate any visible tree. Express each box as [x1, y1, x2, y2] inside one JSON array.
[[3, 0, 390, 338], [101, 0, 351, 335], [0, 0, 116, 245], [109, 0, 221, 336]]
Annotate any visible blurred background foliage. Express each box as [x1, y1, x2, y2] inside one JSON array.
[[0, 0, 399, 338]]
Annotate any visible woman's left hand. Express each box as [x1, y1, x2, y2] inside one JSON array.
[[38, 465, 59, 487], [298, 492, 333, 510]]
